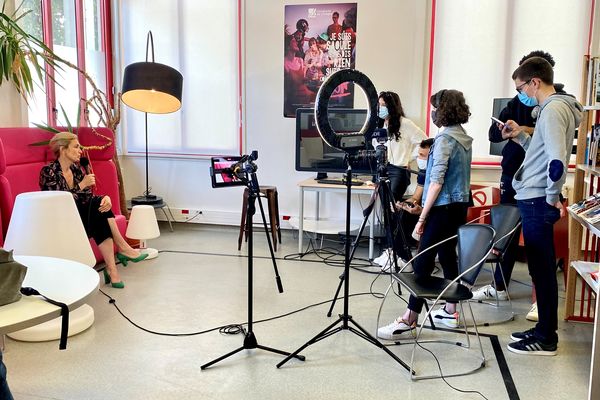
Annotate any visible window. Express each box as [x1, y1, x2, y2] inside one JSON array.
[[19, 0, 113, 128], [119, 0, 241, 157]]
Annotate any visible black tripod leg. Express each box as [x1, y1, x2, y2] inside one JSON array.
[[326, 273, 345, 317], [326, 185, 378, 317], [277, 316, 344, 368], [346, 318, 412, 372], [256, 190, 284, 292], [256, 344, 306, 360], [201, 346, 245, 370]]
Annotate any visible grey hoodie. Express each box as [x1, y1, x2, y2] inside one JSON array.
[[512, 94, 583, 204]]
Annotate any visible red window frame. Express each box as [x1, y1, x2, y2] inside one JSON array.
[[39, 0, 114, 127]]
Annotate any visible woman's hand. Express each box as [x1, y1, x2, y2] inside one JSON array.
[[415, 219, 425, 235], [79, 174, 96, 189], [98, 196, 112, 213]]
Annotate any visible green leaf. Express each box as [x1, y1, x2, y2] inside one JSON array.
[[59, 104, 73, 133], [32, 122, 60, 134], [28, 140, 50, 147]]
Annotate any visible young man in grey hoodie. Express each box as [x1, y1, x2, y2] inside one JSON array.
[[502, 57, 583, 356]]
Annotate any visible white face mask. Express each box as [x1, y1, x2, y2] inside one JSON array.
[[417, 158, 427, 170]]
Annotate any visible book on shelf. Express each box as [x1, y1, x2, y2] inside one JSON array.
[[569, 193, 600, 215], [588, 124, 600, 166], [586, 56, 600, 106]]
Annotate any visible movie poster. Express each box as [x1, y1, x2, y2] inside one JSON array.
[[284, 3, 357, 118]]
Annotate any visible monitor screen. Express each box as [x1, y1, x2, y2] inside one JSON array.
[[295, 108, 377, 174], [489, 97, 512, 156]]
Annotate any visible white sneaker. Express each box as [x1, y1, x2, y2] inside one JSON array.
[[380, 257, 406, 273], [472, 284, 508, 301], [431, 307, 460, 328], [373, 249, 390, 266], [377, 318, 416, 340], [526, 302, 539, 322]]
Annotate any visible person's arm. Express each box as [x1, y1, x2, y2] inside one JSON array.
[[414, 136, 453, 233], [542, 103, 571, 207], [414, 182, 442, 234]]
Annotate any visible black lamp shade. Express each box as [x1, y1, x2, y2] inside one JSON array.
[[122, 62, 183, 114]]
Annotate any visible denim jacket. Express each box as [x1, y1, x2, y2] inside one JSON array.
[[423, 125, 472, 207]]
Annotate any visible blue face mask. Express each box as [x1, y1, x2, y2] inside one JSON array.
[[378, 106, 389, 119], [518, 91, 538, 107]]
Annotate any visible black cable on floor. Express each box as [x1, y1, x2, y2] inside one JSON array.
[[98, 289, 384, 337]]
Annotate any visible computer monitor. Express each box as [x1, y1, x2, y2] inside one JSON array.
[[489, 97, 513, 156], [295, 108, 377, 176]]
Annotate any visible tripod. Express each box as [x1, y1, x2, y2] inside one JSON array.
[[325, 169, 407, 317], [201, 168, 304, 369], [276, 162, 410, 371]]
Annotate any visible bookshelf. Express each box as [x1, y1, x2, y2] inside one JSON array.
[[567, 54, 600, 400]]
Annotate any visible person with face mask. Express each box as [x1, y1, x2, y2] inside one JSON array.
[[503, 57, 582, 356], [378, 89, 473, 340], [371, 91, 427, 270], [478, 51, 560, 322]]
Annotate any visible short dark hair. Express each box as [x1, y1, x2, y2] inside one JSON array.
[[430, 89, 470, 126], [333, 12, 339, 17], [420, 138, 434, 148], [519, 50, 555, 67], [512, 57, 554, 85]]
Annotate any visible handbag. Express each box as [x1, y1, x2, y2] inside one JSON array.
[[0, 249, 27, 306]]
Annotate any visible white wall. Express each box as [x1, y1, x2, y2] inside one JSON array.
[[120, 0, 433, 224], [116, 0, 589, 223]]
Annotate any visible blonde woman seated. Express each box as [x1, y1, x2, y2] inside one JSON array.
[[39, 132, 147, 288]]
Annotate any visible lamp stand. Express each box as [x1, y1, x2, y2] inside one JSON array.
[[132, 112, 163, 206], [138, 239, 159, 259]]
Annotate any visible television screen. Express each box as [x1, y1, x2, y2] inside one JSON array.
[[295, 108, 377, 175], [489, 97, 512, 156]]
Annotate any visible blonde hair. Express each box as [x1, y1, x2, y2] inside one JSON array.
[[49, 132, 78, 158]]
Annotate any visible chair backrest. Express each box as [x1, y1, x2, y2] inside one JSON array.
[[490, 204, 521, 254], [458, 224, 495, 286]]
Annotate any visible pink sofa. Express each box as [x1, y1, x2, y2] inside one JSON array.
[[0, 127, 127, 263]]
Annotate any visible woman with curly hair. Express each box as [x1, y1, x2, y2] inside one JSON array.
[[378, 89, 473, 340]]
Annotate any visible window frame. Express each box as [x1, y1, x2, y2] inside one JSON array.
[[38, 0, 114, 127]]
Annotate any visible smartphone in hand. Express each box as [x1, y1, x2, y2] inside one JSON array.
[[491, 116, 505, 126]]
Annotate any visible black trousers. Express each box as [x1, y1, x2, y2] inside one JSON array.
[[76, 196, 115, 245], [408, 202, 468, 313], [517, 197, 560, 343], [387, 165, 411, 202]]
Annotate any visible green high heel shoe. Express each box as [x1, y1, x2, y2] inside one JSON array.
[[116, 252, 149, 267], [102, 269, 125, 289]]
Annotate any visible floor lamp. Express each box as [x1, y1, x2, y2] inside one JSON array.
[[122, 30, 183, 206]]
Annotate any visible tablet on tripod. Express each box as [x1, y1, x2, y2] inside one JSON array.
[[210, 156, 246, 188]]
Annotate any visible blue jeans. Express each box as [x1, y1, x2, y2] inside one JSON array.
[[517, 197, 560, 343], [0, 350, 13, 400]]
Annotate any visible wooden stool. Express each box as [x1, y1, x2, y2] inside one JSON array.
[[238, 186, 282, 251]]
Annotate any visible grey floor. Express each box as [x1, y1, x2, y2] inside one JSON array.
[[2, 223, 594, 400]]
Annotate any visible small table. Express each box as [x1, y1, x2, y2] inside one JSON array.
[[0, 256, 99, 335], [127, 199, 175, 232], [297, 178, 377, 259]]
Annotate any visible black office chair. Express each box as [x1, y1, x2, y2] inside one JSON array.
[[471, 204, 522, 325], [377, 224, 495, 380]]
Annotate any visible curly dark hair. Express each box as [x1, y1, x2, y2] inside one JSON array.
[[430, 89, 470, 127], [378, 91, 405, 141], [519, 50, 555, 67]]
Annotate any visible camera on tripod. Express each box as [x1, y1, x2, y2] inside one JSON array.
[[209, 150, 259, 188]]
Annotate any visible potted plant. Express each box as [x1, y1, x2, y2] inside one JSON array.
[[0, 3, 129, 215]]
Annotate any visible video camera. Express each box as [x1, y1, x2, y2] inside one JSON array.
[[210, 150, 258, 188]]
